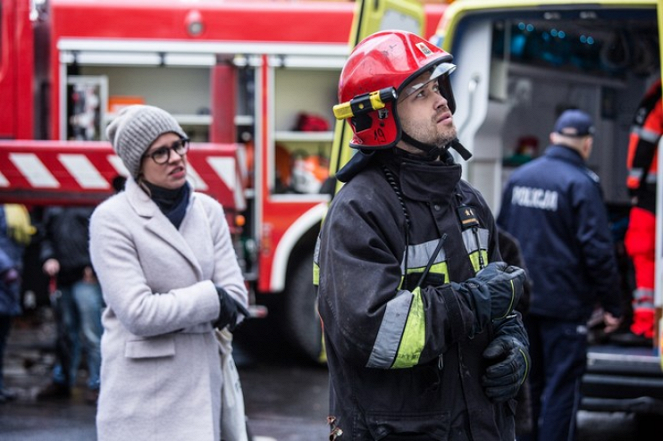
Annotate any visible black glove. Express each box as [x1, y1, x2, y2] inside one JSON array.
[[474, 262, 525, 320], [482, 334, 530, 403], [214, 286, 250, 331], [452, 262, 525, 334]]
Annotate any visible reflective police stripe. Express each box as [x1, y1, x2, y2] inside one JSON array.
[[367, 287, 425, 369], [462, 228, 489, 272]]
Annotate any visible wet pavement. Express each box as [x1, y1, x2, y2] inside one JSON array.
[[0, 307, 650, 440], [0, 307, 330, 441]]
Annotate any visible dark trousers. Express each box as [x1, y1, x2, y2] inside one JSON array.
[[518, 314, 587, 441], [0, 315, 11, 391]]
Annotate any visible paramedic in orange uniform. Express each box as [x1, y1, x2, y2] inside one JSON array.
[[624, 79, 660, 344]]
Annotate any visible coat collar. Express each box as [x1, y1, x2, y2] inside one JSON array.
[[545, 144, 585, 167], [379, 153, 461, 203], [546, 144, 601, 184], [124, 177, 204, 276]]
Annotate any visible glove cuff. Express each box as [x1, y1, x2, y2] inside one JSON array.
[[444, 284, 476, 340]]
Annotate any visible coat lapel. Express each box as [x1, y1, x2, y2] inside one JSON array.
[[124, 177, 204, 278]]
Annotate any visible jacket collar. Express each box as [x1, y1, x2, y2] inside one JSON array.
[[546, 144, 585, 167], [380, 152, 461, 203]]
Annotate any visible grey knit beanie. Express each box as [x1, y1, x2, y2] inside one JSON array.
[[106, 105, 187, 178]]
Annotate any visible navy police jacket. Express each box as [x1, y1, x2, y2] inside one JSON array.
[[497, 144, 621, 321]]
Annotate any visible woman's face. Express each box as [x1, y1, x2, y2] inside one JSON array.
[[140, 132, 189, 189]]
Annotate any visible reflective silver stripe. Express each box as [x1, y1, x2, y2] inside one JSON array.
[[632, 125, 662, 144], [367, 289, 412, 368], [628, 168, 657, 184], [633, 288, 654, 300], [461, 228, 489, 253], [313, 237, 321, 266], [401, 239, 448, 272], [628, 169, 644, 180]]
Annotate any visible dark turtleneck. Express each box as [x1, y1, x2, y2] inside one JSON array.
[[143, 181, 190, 229]]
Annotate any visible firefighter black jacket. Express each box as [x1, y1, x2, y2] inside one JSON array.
[[316, 149, 527, 440]]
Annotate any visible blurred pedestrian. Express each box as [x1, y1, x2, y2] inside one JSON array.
[[0, 204, 35, 403], [90, 105, 248, 441], [498, 109, 623, 441], [36, 205, 104, 405]]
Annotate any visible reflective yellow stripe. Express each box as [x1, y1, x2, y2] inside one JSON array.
[[392, 287, 425, 368], [462, 228, 489, 272], [313, 262, 320, 286], [468, 249, 488, 273]]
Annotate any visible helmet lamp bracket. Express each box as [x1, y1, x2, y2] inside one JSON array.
[[333, 87, 397, 120]]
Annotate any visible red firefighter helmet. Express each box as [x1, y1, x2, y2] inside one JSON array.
[[336, 30, 456, 150]]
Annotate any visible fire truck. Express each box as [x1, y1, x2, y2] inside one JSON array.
[[0, 0, 446, 362]]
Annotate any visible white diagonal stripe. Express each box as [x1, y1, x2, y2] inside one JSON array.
[[0, 171, 8, 187], [59, 154, 110, 189], [188, 165, 208, 191], [10, 153, 59, 188], [108, 155, 128, 177], [234, 172, 246, 211], [207, 157, 236, 191]]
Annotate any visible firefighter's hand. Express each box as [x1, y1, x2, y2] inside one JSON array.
[[474, 262, 525, 320], [214, 286, 249, 332], [482, 334, 530, 403], [452, 262, 525, 334]]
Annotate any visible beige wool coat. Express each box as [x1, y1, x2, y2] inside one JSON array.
[[89, 177, 247, 441]]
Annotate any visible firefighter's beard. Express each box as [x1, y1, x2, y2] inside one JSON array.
[[400, 112, 457, 150]]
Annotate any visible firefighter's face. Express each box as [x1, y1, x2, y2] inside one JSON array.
[[141, 132, 189, 189], [397, 72, 456, 152]]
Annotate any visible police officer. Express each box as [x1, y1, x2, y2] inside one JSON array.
[[498, 109, 622, 441], [315, 30, 529, 440]]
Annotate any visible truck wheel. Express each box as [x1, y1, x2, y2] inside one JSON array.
[[282, 249, 325, 364]]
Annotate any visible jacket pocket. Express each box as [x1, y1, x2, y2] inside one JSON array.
[[124, 336, 175, 359], [366, 410, 450, 440]]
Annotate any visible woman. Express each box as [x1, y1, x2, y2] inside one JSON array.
[[90, 105, 248, 441]]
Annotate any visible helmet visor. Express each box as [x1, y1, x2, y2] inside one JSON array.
[[399, 62, 457, 100]]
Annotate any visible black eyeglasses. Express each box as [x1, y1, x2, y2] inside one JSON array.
[[144, 138, 190, 164]]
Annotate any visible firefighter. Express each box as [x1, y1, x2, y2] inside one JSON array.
[[622, 79, 661, 345], [314, 30, 529, 440]]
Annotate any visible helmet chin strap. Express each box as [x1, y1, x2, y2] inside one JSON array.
[[401, 132, 473, 161]]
